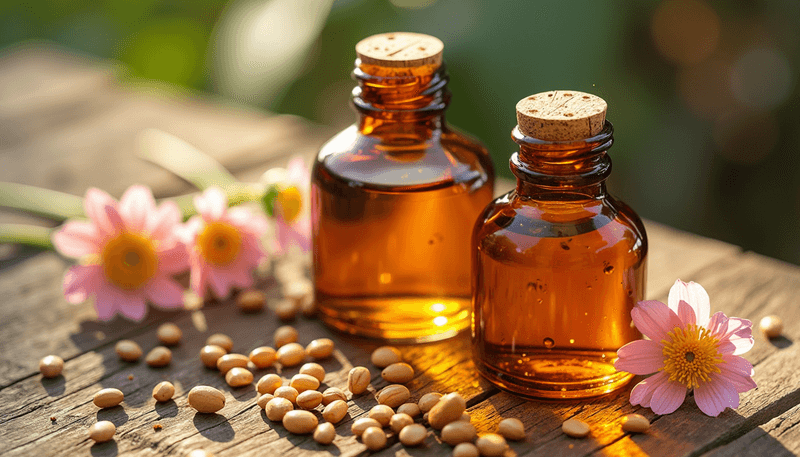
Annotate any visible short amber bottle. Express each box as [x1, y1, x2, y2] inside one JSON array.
[[472, 91, 647, 398], [312, 33, 495, 342]]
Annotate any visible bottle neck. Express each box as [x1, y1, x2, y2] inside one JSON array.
[[510, 121, 614, 200], [351, 60, 450, 135]]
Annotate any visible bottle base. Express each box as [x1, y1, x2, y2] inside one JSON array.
[[318, 295, 470, 343], [474, 349, 634, 399]]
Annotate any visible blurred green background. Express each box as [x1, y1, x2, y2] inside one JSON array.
[[2, 0, 799, 265]]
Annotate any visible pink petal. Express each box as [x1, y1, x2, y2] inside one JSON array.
[[116, 291, 148, 321], [145, 276, 185, 309], [189, 255, 208, 298], [147, 200, 182, 242], [93, 283, 123, 321], [194, 187, 227, 221], [668, 280, 710, 326], [228, 207, 269, 236], [630, 371, 670, 408], [84, 188, 120, 236], [52, 221, 101, 258], [694, 378, 740, 417], [63, 264, 101, 303], [207, 269, 233, 299], [677, 300, 697, 326], [615, 339, 664, 375], [632, 300, 683, 342], [717, 355, 757, 393], [650, 379, 687, 415], [158, 243, 190, 275], [707, 311, 729, 336], [177, 216, 204, 244], [286, 156, 310, 184], [103, 204, 125, 233], [118, 185, 156, 233]]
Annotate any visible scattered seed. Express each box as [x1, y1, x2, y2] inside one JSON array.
[[115, 340, 143, 362], [225, 367, 254, 387], [460, 412, 471, 422], [390, 413, 414, 433], [621, 414, 650, 433], [296, 390, 323, 410], [428, 392, 466, 430], [300, 294, 317, 317], [257, 374, 283, 395], [274, 326, 298, 348], [369, 404, 394, 427], [306, 338, 334, 359], [50, 416, 56, 422], [290, 373, 320, 392], [265, 397, 294, 421], [237, 289, 265, 313], [351, 417, 381, 437], [399, 423, 427, 447], [348, 366, 371, 395], [418, 392, 443, 413], [282, 410, 318, 434], [187, 386, 226, 413], [498, 417, 525, 441], [313, 422, 336, 445], [322, 399, 348, 424], [274, 298, 298, 321], [156, 323, 182, 346], [760, 315, 783, 338], [248, 347, 277, 368], [274, 386, 299, 404], [276, 343, 305, 367], [299, 363, 326, 383], [153, 423, 162, 431], [363, 426, 387, 451], [152, 381, 175, 402], [371, 346, 402, 367], [187, 451, 214, 457], [39, 355, 63, 378], [93, 388, 124, 408], [453, 442, 480, 457], [127, 374, 134, 380], [257, 393, 274, 409], [322, 387, 347, 405], [200, 345, 227, 368], [382, 362, 414, 384], [89, 421, 116, 443], [562, 418, 590, 438], [476, 434, 508, 456], [441, 420, 476, 445], [378, 384, 410, 408], [398, 402, 421, 418], [145, 346, 172, 367], [216, 353, 249, 374], [206, 334, 233, 352]]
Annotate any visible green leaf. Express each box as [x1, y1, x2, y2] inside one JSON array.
[[0, 182, 84, 221], [261, 185, 280, 217]]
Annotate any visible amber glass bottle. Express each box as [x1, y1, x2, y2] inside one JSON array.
[[312, 33, 495, 342], [472, 91, 647, 398]]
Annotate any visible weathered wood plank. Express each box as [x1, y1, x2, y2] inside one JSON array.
[[704, 403, 800, 457]]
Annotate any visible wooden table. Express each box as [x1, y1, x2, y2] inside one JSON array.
[[1, 44, 798, 457]]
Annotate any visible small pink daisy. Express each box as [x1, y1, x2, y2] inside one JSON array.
[[264, 156, 311, 255], [182, 187, 268, 299], [52, 186, 188, 321], [615, 280, 756, 416]]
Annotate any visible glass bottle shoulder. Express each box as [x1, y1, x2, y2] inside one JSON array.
[[315, 124, 494, 191]]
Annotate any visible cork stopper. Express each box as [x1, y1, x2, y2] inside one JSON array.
[[356, 32, 443, 68], [516, 91, 607, 141]]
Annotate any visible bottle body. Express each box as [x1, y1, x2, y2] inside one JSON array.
[[472, 122, 647, 398], [312, 62, 494, 342]]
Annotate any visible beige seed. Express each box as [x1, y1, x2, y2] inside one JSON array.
[[274, 299, 298, 321], [475, 434, 508, 457], [299, 363, 326, 383], [265, 397, 294, 421], [236, 289, 265, 313], [453, 442, 480, 457], [248, 347, 277, 368], [257, 393, 274, 409], [93, 388, 124, 408], [206, 333, 233, 352], [225, 367, 254, 387], [39, 355, 63, 378], [156, 323, 182, 346], [274, 325, 298, 348], [300, 295, 317, 317], [620, 414, 650, 433], [399, 423, 427, 447], [322, 387, 347, 405], [371, 346, 402, 367], [390, 413, 414, 433], [363, 426, 387, 451], [187, 451, 214, 457], [216, 353, 249, 374], [398, 402, 421, 418], [277, 343, 305, 367], [460, 412, 471, 422], [188, 386, 226, 413], [428, 392, 466, 430], [313, 422, 336, 445], [306, 338, 335, 359], [562, 418, 590, 438], [296, 390, 323, 410], [200, 345, 227, 368], [145, 346, 172, 367], [290, 373, 321, 392], [382, 362, 414, 384], [378, 384, 410, 408], [348, 366, 371, 395], [115, 340, 143, 362], [282, 410, 318, 434], [498, 417, 525, 441], [256, 374, 283, 395], [284, 279, 312, 302], [760, 315, 784, 338], [418, 392, 443, 413], [322, 399, 348, 423], [369, 404, 394, 427], [275, 386, 299, 404], [152, 381, 175, 402], [89, 421, 116, 443], [441, 420, 476, 445], [351, 417, 381, 437]]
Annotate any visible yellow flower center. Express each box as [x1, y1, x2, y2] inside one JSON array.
[[661, 324, 724, 389], [277, 186, 302, 223], [197, 221, 241, 266], [101, 232, 158, 290]]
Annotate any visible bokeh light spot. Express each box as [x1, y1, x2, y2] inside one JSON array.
[[652, 0, 720, 66], [730, 47, 793, 111]]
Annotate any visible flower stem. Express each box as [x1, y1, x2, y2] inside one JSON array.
[[172, 183, 262, 220], [0, 182, 84, 221], [0, 223, 53, 249]]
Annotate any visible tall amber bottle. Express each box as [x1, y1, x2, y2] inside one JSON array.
[[472, 91, 647, 398], [312, 33, 495, 342]]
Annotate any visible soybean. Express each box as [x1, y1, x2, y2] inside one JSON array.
[[322, 387, 347, 405], [216, 353, 249, 374], [265, 397, 294, 421], [282, 410, 318, 434], [274, 386, 299, 404], [39, 355, 63, 378], [382, 362, 414, 384], [89, 421, 116, 443], [351, 417, 381, 437], [237, 289, 265, 313], [398, 402, 421, 418], [399, 423, 427, 447], [621, 414, 650, 433], [115, 340, 142, 362], [296, 390, 323, 410], [290, 373, 320, 392], [274, 325, 298, 348], [441, 420, 476, 445], [369, 404, 394, 427], [152, 381, 175, 402], [249, 347, 277, 368], [377, 384, 410, 408], [276, 343, 305, 367], [322, 399, 348, 424], [348, 366, 371, 395], [453, 442, 480, 457], [498, 417, 525, 441], [390, 413, 414, 433], [93, 388, 124, 408], [418, 392, 442, 413], [256, 373, 283, 395], [362, 427, 386, 451], [225, 367, 253, 387], [299, 363, 326, 383], [371, 346, 402, 367], [145, 346, 172, 367], [156, 323, 182, 346], [274, 299, 298, 321], [206, 333, 233, 352], [760, 315, 783, 338], [475, 434, 507, 457], [188, 386, 226, 413], [428, 392, 466, 430], [306, 338, 334, 359], [257, 393, 274, 409], [562, 418, 590, 438], [313, 422, 336, 445], [200, 345, 227, 368]]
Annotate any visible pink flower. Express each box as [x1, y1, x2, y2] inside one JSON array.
[[263, 156, 310, 255], [52, 186, 188, 321], [182, 187, 268, 299], [615, 279, 756, 417]]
